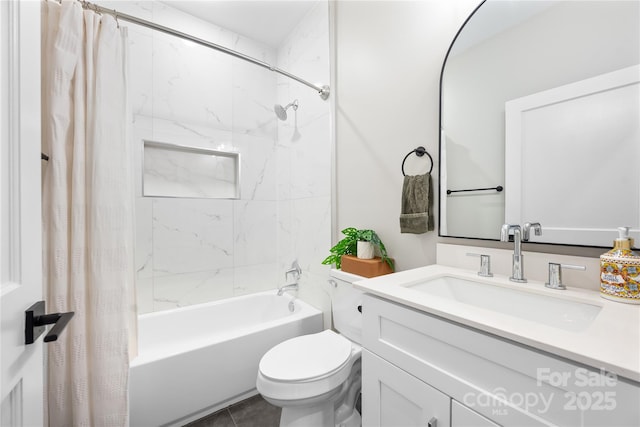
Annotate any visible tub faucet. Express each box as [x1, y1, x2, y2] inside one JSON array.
[[501, 224, 527, 283], [277, 283, 299, 296], [285, 260, 302, 282]]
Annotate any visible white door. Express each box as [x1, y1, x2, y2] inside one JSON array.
[[362, 350, 451, 427], [1, 1, 43, 426]]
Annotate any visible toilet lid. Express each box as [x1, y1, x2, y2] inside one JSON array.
[[259, 330, 352, 382]]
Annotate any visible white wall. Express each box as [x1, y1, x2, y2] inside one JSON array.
[[334, 0, 480, 271]]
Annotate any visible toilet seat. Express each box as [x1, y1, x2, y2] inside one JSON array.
[[260, 330, 352, 382], [256, 330, 361, 402]]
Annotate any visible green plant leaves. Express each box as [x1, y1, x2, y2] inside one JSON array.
[[342, 227, 358, 238], [321, 228, 395, 271], [356, 229, 373, 242], [321, 228, 357, 269]]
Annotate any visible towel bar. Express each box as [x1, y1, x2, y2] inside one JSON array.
[[446, 185, 503, 195]]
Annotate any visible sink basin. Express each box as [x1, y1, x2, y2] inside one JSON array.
[[408, 276, 601, 332]]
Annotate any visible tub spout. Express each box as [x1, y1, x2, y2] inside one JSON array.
[[277, 283, 299, 296]]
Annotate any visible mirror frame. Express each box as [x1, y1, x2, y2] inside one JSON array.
[[438, 0, 494, 243]]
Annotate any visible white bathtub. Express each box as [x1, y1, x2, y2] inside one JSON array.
[[129, 290, 323, 427]]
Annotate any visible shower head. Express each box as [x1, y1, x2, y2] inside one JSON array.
[[274, 99, 298, 121]]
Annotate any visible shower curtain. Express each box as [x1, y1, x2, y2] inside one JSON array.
[[41, 1, 137, 425]]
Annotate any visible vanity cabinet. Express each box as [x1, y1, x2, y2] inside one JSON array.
[[361, 294, 640, 427]]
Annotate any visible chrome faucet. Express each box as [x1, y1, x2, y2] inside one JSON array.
[[523, 222, 542, 241], [501, 224, 526, 283], [278, 260, 301, 296], [277, 283, 299, 296], [284, 260, 302, 282], [545, 262, 586, 290], [500, 222, 542, 283], [466, 252, 493, 277]]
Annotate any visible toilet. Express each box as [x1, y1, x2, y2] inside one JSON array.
[[256, 269, 364, 427]]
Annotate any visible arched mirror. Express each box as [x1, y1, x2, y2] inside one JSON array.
[[439, 0, 640, 247]]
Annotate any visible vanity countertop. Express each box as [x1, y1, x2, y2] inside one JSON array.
[[354, 264, 640, 383]]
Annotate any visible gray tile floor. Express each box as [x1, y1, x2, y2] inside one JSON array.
[[184, 395, 281, 427]]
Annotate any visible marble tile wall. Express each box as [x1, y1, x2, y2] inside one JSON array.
[[114, 1, 331, 314], [274, 2, 333, 324]]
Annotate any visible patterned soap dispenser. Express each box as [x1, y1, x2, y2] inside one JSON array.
[[600, 227, 640, 304]]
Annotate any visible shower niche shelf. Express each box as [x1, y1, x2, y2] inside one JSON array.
[[142, 140, 240, 199]]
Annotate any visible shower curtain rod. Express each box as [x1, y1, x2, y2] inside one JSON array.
[[82, 1, 330, 100]]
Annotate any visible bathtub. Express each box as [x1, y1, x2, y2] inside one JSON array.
[[129, 290, 323, 427]]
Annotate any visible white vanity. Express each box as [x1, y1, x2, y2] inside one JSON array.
[[355, 261, 640, 427]]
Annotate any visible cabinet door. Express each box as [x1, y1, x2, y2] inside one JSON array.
[[451, 400, 500, 427], [362, 349, 450, 427]]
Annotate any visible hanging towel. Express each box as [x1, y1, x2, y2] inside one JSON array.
[[400, 173, 434, 234]]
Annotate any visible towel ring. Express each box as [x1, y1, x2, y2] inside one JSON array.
[[401, 146, 433, 176]]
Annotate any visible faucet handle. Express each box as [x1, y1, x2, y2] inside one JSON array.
[[285, 260, 302, 281], [545, 262, 586, 290], [466, 253, 493, 277], [523, 222, 542, 241]]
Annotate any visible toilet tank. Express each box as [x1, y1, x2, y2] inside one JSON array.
[[329, 269, 365, 344]]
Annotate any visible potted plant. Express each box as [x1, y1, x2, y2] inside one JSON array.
[[322, 227, 394, 271]]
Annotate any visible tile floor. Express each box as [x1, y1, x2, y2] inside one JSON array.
[[184, 394, 281, 427]]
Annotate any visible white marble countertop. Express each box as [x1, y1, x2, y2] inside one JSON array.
[[353, 264, 640, 383]]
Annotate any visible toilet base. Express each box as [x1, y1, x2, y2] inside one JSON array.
[[275, 397, 361, 427], [264, 386, 341, 427], [338, 409, 361, 427], [266, 367, 362, 427]]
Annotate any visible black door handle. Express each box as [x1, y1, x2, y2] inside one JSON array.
[[25, 301, 75, 345]]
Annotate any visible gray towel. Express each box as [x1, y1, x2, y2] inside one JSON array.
[[400, 173, 434, 234]]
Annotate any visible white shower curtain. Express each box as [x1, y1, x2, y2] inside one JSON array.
[[41, 1, 137, 425]]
